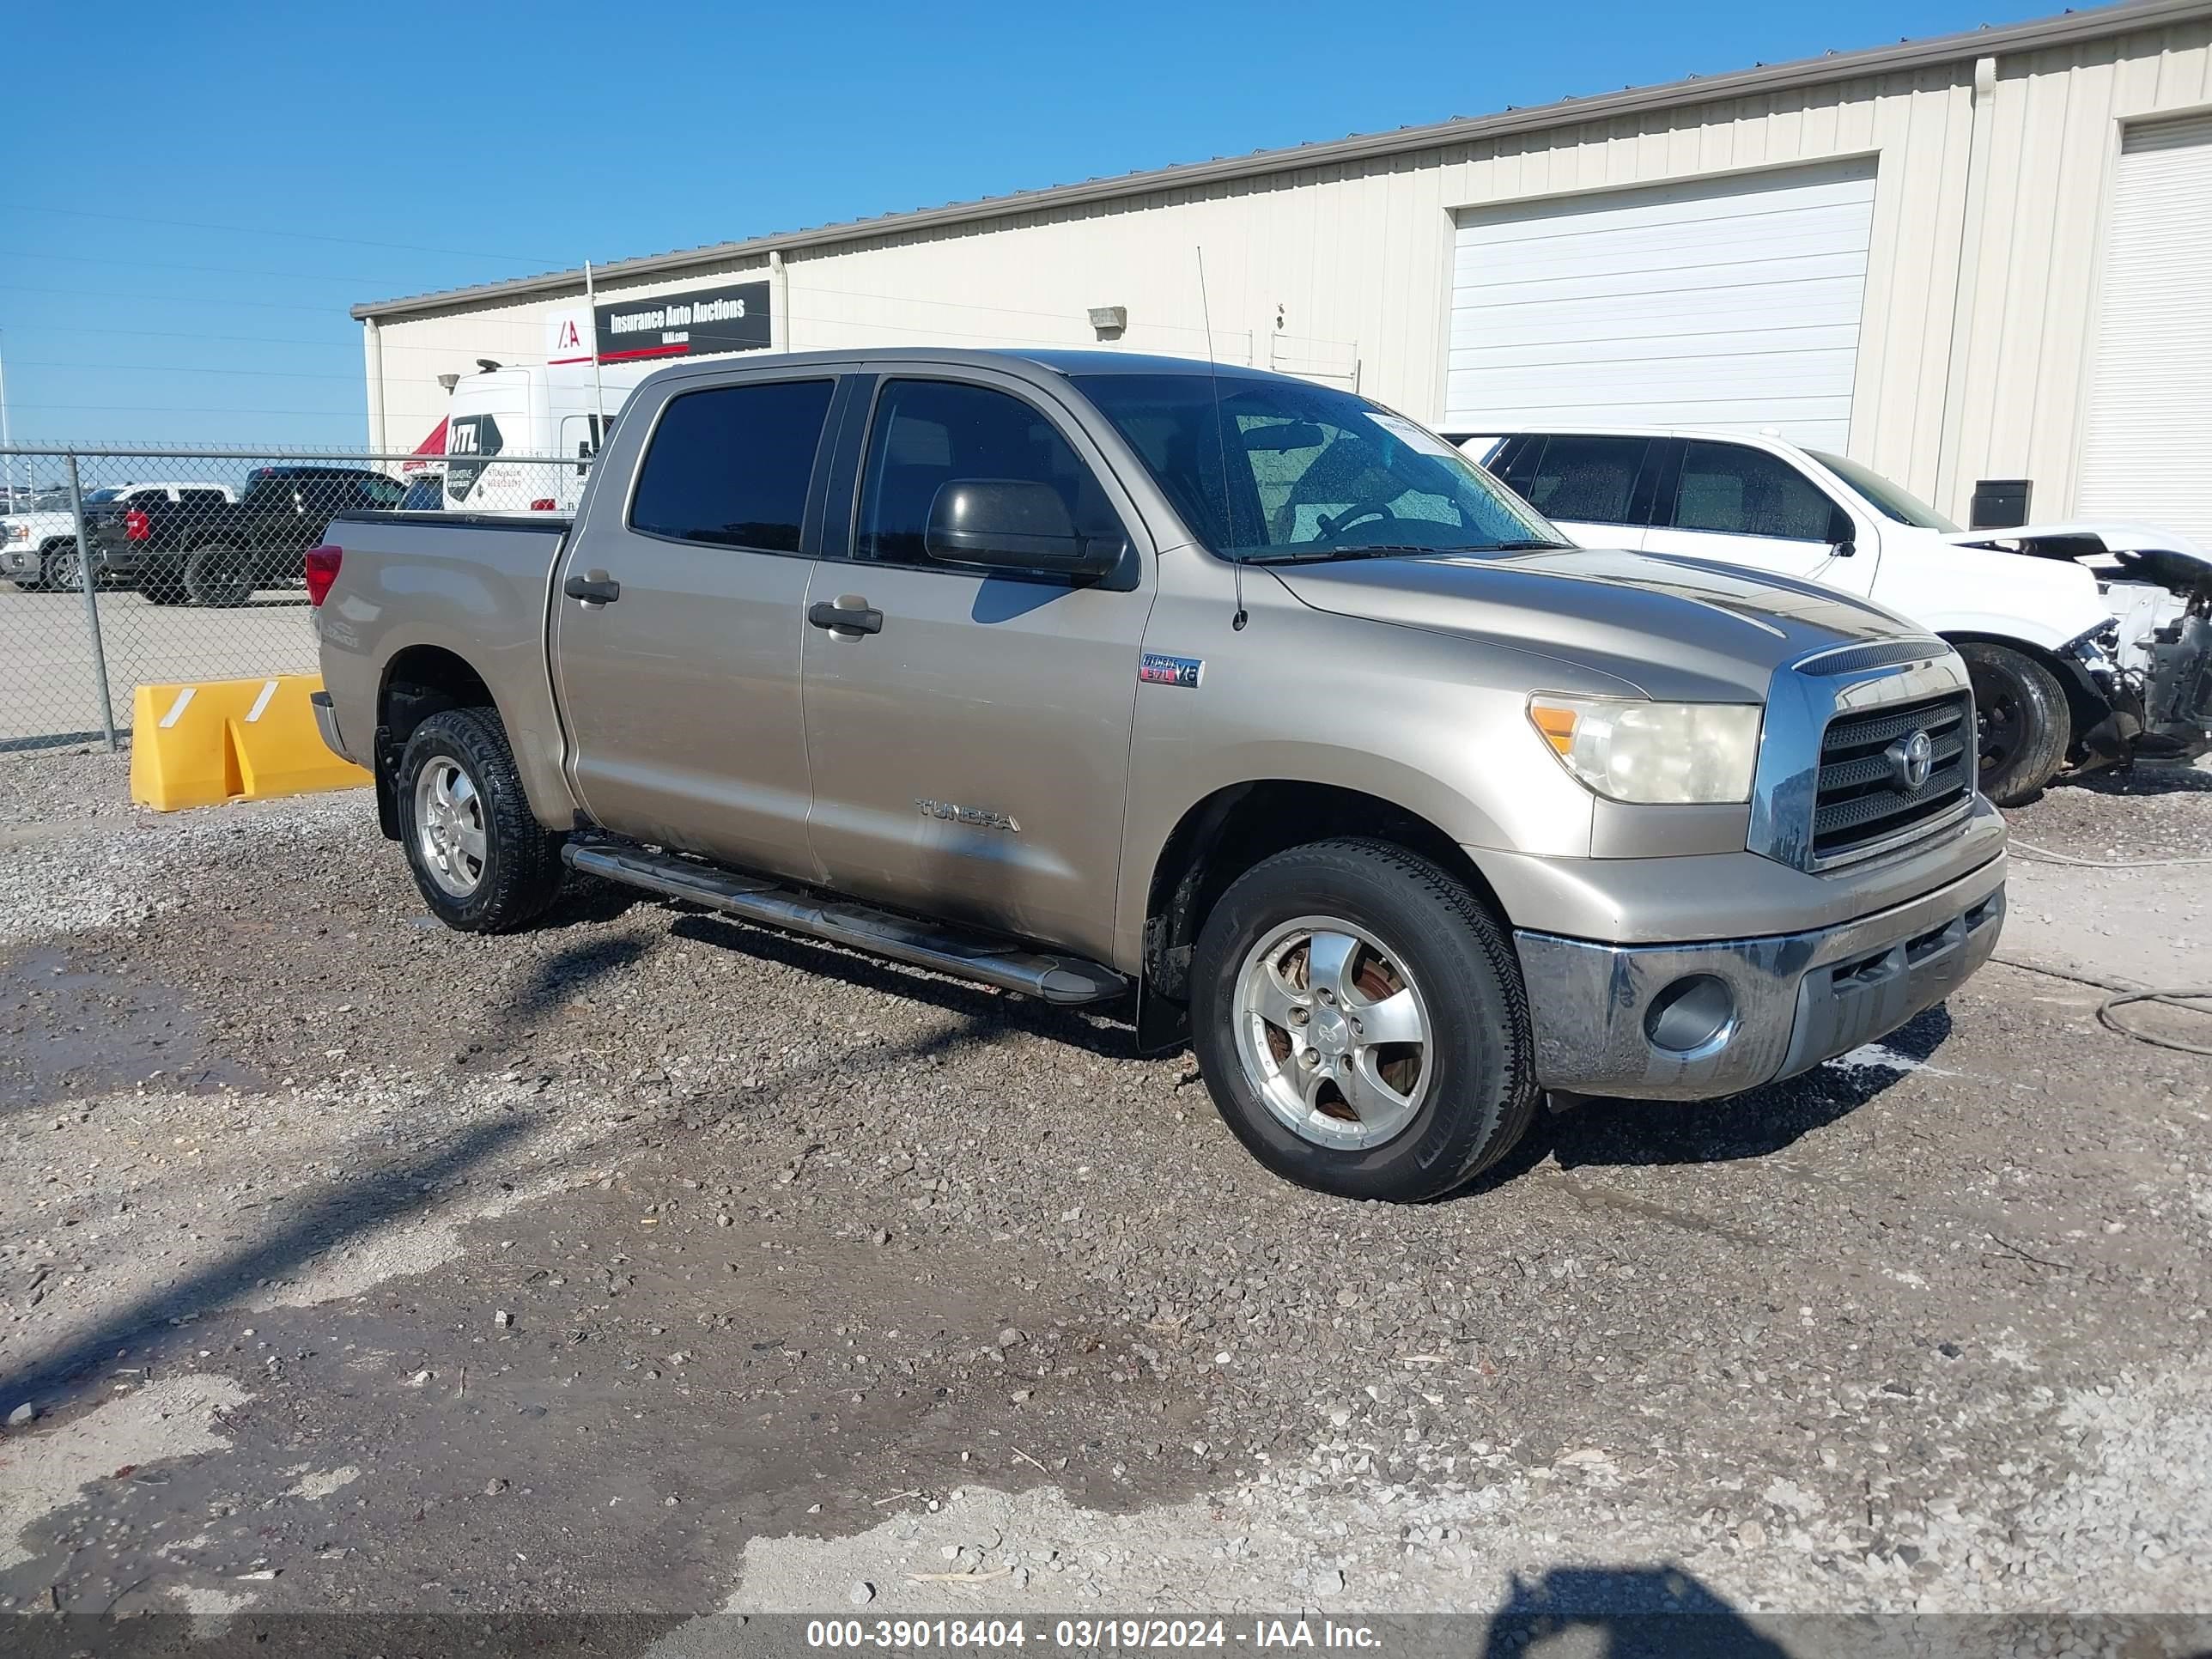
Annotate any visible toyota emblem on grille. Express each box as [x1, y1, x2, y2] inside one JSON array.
[[1886, 729, 1935, 791]]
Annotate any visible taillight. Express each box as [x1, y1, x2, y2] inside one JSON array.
[[303, 543, 343, 606], [125, 508, 150, 542], [530, 498, 556, 512]]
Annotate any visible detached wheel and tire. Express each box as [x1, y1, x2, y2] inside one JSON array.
[[1190, 838, 1538, 1202], [183, 541, 256, 607], [396, 708, 565, 933], [1957, 641, 2070, 805]]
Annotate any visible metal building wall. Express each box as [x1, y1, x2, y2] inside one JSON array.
[[367, 14, 2212, 524]]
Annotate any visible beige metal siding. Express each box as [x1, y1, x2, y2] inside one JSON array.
[[2077, 112, 2212, 538], [371, 16, 2212, 525], [1948, 20, 2212, 518]]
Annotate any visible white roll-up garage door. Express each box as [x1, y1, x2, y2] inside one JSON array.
[[2076, 114, 2212, 544], [1444, 159, 1877, 450]]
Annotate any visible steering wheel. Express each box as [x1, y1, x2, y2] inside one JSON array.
[[1313, 499, 1402, 546]]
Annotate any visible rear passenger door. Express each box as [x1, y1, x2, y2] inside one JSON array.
[[553, 373, 840, 879], [1487, 434, 1655, 550], [798, 370, 1152, 961], [1642, 439, 1868, 592]]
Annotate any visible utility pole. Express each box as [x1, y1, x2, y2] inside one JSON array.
[[582, 261, 609, 453], [0, 326, 16, 507]]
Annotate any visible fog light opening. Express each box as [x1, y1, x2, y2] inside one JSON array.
[[1645, 974, 1737, 1058]]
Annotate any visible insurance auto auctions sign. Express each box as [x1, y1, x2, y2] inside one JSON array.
[[593, 280, 771, 362]]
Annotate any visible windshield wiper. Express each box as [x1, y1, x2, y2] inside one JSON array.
[[1470, 538, 1571, 551], [1239, 544, 1466, 565]]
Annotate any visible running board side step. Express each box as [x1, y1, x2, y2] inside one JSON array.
[[562, 841, 1127, 1006]]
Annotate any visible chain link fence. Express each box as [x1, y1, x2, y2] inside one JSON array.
[[0, 446, 589, 750]]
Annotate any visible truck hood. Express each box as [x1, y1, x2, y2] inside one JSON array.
[[0, 511, 78, 536], [1269, 547, 1924, 702], [1936, 520, 2212, 598]]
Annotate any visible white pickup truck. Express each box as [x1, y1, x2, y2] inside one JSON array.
[[1455, 427, 2212, 805], [0, 481, 239, 592]]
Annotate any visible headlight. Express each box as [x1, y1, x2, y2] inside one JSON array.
[[1528, 695, 1763, 805], [2063, 618, 2119, 672]]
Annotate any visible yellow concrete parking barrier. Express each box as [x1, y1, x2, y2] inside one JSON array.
[[130, 674, 371, 812]]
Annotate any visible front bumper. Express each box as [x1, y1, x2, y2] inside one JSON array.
[[1, 542, 40, 578], [1516, 854, 2006, 1099]]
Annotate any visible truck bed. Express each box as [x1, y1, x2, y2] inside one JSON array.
[[315, 510, 577, 823]]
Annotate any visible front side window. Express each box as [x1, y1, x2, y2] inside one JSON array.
[[1072, 373, 1557, 562], [1670, 441, 1839, 543], [852, 380, 1127, 568], [629, 379, 836, 552]]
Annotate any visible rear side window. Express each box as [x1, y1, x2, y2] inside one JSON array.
[[1518, 436, 1650, 526], [179, 489, 228, 508], [1670, 441, 1838, 543], [630, 380, 836, 552]]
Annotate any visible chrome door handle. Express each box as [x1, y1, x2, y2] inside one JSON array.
[[808, 598, 883, 635]]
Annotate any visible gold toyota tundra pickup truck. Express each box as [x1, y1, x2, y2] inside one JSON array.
[[310, 349, 2006, 1201]]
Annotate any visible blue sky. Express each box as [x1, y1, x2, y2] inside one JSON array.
[[3, 0, 2066, 452]]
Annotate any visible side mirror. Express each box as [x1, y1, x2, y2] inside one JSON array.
[[1827, 505, 1856, 556], [925, 479, 1115, 580]]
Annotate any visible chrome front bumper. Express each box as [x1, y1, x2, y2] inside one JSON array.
[[1516, 854, 2006, 1099]]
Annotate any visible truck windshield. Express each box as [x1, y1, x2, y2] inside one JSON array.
[[1808, 450, 1960, 533], [1073, 373, 1564, 561]]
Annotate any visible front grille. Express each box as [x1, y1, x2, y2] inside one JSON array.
[[1813, 690, 1973, 863]]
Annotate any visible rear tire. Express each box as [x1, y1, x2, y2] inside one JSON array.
[[1958, 641, 2069, 805], [395, 707, 566, 933], [140, 573, 189, 605], [183, 540, 255, 607], [1189, 837, 1537, 1201]]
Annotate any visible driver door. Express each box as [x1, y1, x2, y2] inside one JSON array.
[[799, 371, 1153, 961]]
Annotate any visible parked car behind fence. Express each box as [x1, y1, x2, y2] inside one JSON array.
[[0, 444, 586, 750]]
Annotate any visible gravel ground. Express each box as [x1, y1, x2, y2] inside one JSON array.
[[0, 749, 2207, 1647]]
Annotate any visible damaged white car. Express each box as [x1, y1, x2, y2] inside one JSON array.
[[1455, 426, 2212, 805]]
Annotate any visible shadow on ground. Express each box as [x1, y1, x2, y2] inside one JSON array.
[[669, 910, 1133, 1060], [2055, 762, 2212, 797], [0, 1116, 531, 1409], [1468, 1004, 1952, 1194], [1480, 1563, 1791, 1656]]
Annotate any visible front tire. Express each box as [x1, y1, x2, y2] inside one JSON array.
[[1958, 641, 2069, 805], [42, 543, 82, 592], [1190, 838, 1537, 1201], [183, 540, 255, 607], [395, 708, 565, 933]]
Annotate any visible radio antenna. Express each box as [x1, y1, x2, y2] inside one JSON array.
[[1195, 246, 1247, 631]]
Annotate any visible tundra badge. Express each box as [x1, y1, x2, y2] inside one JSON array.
[[916, 799, 1021, 833]]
